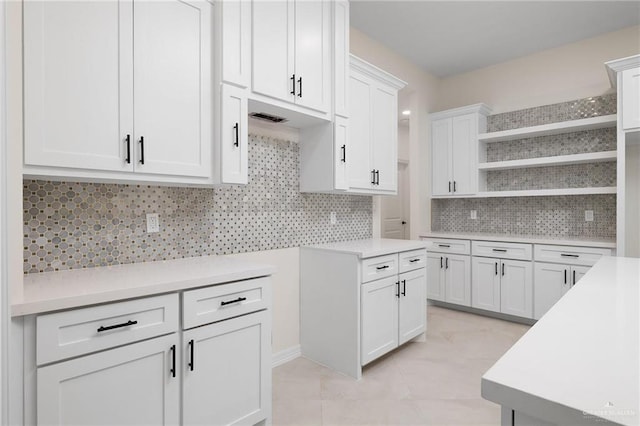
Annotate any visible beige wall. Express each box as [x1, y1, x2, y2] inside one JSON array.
[[437, 25, 640, 113]]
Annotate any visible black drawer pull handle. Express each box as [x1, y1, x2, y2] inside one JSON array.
[[561, 254, 580, 258], [564, 269, 567, 284], [97, 320, 137, 333], [573, 270, 577, 285], [170, 345, 176, 378], [234, 122, 239, 147], [495, 262, 498, 275], [139, 136, 145, 165], [438, 244, 450, 248], [445, 257, 449, 269], [440, 257, 443, 268], [376, 265, 390, 270], [220, 296, 247, 306], [341, 144, 346, 162], [188, 339, 194, 371], [401, 279, 406, 296], [502, 262, 505, 276], [409, 258, 421, 263], [492, 249, 507, 252], [395, 281, 400, 298], [125, 134, 131, 164]]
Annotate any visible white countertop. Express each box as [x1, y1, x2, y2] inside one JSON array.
[[420, 231, 616, 249], [13, 256, 277, 317], [482, 256, 639, 425], [302, 238, 428, 258]]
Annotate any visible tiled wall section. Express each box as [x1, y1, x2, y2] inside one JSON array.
[[431, 195, 616, 239], [486, 162, 616, 191], [23, 133, 373, 274]]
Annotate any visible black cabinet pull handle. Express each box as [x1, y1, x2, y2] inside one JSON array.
[[495, 262, 498, 276], [170, 344, 176, 378], [502, 263, 505, 276], [561, 254, 579, 258], [139, 136, 145, 164], [97, 320, 137, 333], [371, 169, 376, 184], [297, 76, 302, 98], [395, 281, 400, 298], [573, 270, 576, 285], [290, 74, 296, 96], [125, 134, 131, 164], [448, 181, 451, 193], [440, 257, 443, 268], [234, 122, 239, 147], [445, 257, 449, 269], [409, 258, 420, 263], [564, 269, 567, 284], [401, 279, 406, 296], [220, 296, 247, 306], [188, 339, 194, 371], [375, 170, 380, 185], [492, 248, 507, 252], [438, 244, 450, 248], [376, 265, 389, 270], [341, 144, 346, 162], [453, 181, 457, 192]]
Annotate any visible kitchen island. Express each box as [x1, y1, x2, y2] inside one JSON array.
[[482, 256, 639, 425]]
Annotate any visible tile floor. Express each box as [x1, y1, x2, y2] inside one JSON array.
[[272, 305, 530, 425]]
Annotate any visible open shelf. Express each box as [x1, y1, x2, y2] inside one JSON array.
[[478, 151, 617, 171], [478, 114, 617, 143], [475, 187, 617, 198]]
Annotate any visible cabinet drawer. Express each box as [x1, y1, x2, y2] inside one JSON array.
[[182, 277, 271, 330], [472, 241, 532, 261], [399, 249, 427, 273], [534, 244, 612, 266], [421, 238, 470, 255], [361, 254, 399, 283], [37, 293, 179, 366]]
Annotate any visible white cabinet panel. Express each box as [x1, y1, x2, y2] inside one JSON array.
[[220, 0, 251, 88], [426, 253, 445, 302], [398, 268, 427, 345], [451, 114, 476, 195], [533, 244, 611, 267], [38, 334, 180, 426], [622, 67, 640, 130], [24, 0, 133, 172], [471, 257, 501, 313], [533, 262, 568, 320], [472, 240, 533, 261], [334, 116, 349, 190], [361, 276, 399, 365], [422, 237, 471, 255], [333, 0, 350, 118], [431, 119, 452, 196], [445, 254, 471, 307], [348, 72, 374, 190], [220, 84, 249, 184], [500, 259, 533, 318], [372, 85, 398, 191]]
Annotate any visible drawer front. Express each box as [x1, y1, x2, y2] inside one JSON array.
[[534, 244, 612, 266], [472, 241, 532, 261], [361, 254, 399, 283], [399, 249, 427, 273], [37, 293, 179, 365], [182, 277, 271, 329], [421, 238, 470, 255]]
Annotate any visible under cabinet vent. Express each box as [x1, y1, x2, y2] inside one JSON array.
[[249, 112, 288, 123]]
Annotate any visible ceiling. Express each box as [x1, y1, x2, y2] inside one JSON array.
[[351, 1, 640, 78]]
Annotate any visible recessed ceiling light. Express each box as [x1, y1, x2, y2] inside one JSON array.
[[402, 110, 411, 116]]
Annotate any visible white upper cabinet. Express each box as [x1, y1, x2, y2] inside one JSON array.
[[621, 67, 640, 130], [430, 104, 491, 197], [333, 0, 350, 118], [217, 84, 249, 184], [251, 0, 331, 115], [219, 0, 251, 88]]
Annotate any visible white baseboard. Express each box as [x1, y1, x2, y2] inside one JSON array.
[[272, 345, 301, 368]]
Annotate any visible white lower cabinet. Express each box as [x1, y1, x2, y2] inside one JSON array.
[[534, 263, 591, 319], [472, 257, 533, 318], [426, 252, 471, 306], [471, 257, 501, 313]]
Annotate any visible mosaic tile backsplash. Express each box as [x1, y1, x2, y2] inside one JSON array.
[[486, 162, 616, 191], [23, 133, 373, 274]]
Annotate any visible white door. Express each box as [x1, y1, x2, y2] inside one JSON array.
[[445, 254, 471, 306], [381, 163, 409, 239], [471, 256, 501, 313], [571, 265, 591, 287], [372, 84, 398, 192], [37, 334, 180, 425], [220, 0, 251, 88], [426, 253, 445, 301], [183, 311, 271, 426], [252, 0, 294, 102], [450, 113, 476, 195], [23, 0, 134, 172], [361, 276, 399, 365], [500, 259, 533, 318], [348, 72, 373, 191], [293, 0, 330, 113], [622, 68, 640, 130], [533, 262, 568, 320], [431, 118, 452, 196], [220, 84, 249, 184], [334, 116, 349, 190], [398, 268, 427, 345], [133, 0, 212, 178]]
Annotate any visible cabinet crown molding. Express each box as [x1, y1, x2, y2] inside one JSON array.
[[605, 54, 640, 87], [349, 54, 407, 90], [429, 103, 493, 121]]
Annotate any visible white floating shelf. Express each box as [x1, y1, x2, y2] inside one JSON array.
[[478, 114, 617, 143], [475, 187, 617, 198], [478, 151, 617, 171]]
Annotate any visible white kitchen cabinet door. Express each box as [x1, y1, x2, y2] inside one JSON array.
[[471, 256, 501, 313], [252, 0, 294, 103], [361, 276, 399, 365], [183, 310, 271, 426], [372, 84, 398, 192], [24, 0, 134, 172], [533, 262, 569, 320], [500, 259, 533, 318], [426, 253, 445, 301], [133, 0, 212, 178], [431, 119, 452, 196], [622, 67, 640, 130], [220, 84, 249, 184], [571, 265, 591, 286], [37, 334, 179, 425], [348, 72, 374, 191], [220, 0, 251, 88], [445, 254, 471, 307], [293, 0, 331, 113], [334, 116, 349, 190], [333, 0, 350, 118], [450, 114, 476, 195], [398, 268, 427, 345]]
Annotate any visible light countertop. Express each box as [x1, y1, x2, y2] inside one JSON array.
[[482, 256, 639, 425], [420, 231, 616, 249], [13, 256, 277, 317], [302, 238, 427, 258]]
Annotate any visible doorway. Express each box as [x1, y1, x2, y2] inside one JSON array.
[[380, 161, 410, 239]]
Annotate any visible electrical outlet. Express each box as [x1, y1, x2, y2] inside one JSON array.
[[585, 210, 594, 222], [330, 212, 337, 225], [470, 210, 477, 220], [146, 213, 160, 233]]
